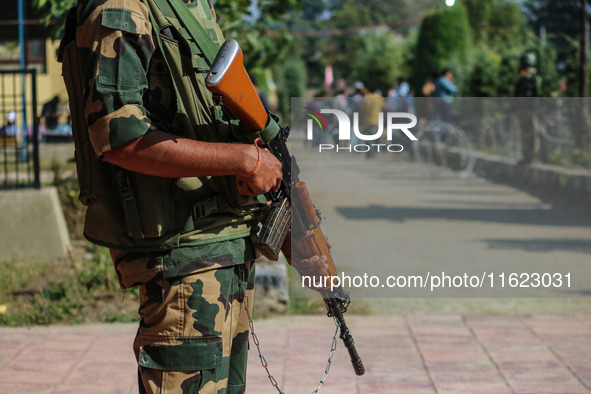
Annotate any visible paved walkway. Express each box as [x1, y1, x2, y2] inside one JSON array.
[[1, 314, 590, 393]]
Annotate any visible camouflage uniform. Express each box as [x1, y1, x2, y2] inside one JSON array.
[[131, 259, 255, 393], [76, 1, 258, 392]]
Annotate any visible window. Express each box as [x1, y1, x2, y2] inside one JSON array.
[[0, 39, 46, 73]]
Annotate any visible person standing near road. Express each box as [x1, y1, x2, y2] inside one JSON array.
[[0, 111, 18, 138], [41, 96, 63, 131], [514, 52, 540, 165], [60, 1, 326, 392], [434, 69, 458, 122], [420, 72, 438, 120], [333, 83, 352, 145], [362, 86, 385, 158]]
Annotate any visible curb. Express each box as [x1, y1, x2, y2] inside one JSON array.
[[446, 148, 591, 201]]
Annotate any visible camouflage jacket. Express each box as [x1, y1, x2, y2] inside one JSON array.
[[72, 0, 260, 285], [77, 0, 179, 154]]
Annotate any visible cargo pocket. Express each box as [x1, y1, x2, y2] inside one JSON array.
[[98, 8, 151, 89], [138, 336, 222, 372], [138, 336, 222, 393], [119, 171, 177, 239]]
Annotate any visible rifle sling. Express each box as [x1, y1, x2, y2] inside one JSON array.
[[165, 0, 281, 143], [166, 0, 219, 65]]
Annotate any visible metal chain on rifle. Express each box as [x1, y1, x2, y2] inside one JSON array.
[[311, 317, 340, 394], [243, 292, 341, 394], [244, 292, 284, 394]]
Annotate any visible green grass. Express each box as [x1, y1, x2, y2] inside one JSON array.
[[545, 148, 591, 169], [0, 146, 141, 326], [0, 246, 139, 327]]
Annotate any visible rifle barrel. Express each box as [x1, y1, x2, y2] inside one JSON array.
[[324, 295, 365, 376]]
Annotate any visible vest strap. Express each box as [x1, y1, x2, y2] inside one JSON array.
[[192, 195, 226, 218], [158, 1, 281, 143], [249, 112, 280, 144], [166, 0, 220, 65], [118, 172, 145, 239]]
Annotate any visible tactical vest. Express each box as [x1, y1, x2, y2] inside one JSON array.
[[59, 0, 265, 251]]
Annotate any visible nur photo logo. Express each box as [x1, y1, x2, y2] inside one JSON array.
[[304, 107, 419, 153]]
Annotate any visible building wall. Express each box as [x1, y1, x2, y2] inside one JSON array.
[[0, 40, 67, 127], [39, 40, 67, 115]]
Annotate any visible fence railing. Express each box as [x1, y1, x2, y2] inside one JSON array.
[[0, 69, 40, 189]]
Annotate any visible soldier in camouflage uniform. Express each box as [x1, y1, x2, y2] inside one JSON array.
[[514, 52, 540, 165], [65, 0, 326, 393]]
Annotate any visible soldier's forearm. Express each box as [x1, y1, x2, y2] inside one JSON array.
[[102, 129, 258, 178]]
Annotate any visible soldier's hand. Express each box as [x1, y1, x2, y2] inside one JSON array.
[[237, 145, 282, 196], [292, 255, 330, 278], [287, 234, 333, 290]]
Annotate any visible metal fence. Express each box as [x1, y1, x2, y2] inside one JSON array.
[[0, 69, 40, 189]]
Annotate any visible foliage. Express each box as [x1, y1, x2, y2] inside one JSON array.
[[274, 52, 308, 120], [464, 0, 526, 47], [412, 2, 472, 94], [546, 148, 591, 169], [32, 0, 76, 37], [533, 37, 561, 97], [351, 32, 409, 92], [465, 35, 560, 97], [465, 47, 504, 97], [0, 246, 139, 326], [524, 0, 581, 62], [300, 0, 335, 21], [332, 0, 441, 25], [32, 0, 298, 37], [312, 0, 373, 85]]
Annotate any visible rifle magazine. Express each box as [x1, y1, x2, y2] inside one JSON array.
[[255, 197, 290, 261]]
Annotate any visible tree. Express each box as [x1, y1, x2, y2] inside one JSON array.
[[351, 32, 408, 92], [33, 0, 298, 38], [463, 0, 527, 48], [32, 0, 76, 38], [300, 0, 335, 21], [524, 0, 581, 62], [412, 2, 472, 94], [298, 0, 441, 88]]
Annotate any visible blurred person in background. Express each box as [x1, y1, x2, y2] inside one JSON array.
[[514, 52, 540, 165], [434, 69, 458, 122], [362, 86, 385, 158]]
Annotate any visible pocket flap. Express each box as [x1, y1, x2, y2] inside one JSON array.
[[101, 8, 144, 34], [138, 336, 222, 371]]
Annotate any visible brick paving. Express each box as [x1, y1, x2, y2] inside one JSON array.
[[0, 315, 590, 393]]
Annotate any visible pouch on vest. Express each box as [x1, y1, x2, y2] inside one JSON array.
[[59, 6, 182, 250]]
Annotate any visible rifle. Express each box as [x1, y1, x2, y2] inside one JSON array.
[[205, 39, 364, 377]]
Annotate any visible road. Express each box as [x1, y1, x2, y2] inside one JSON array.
[[289, 137, 591, 313]]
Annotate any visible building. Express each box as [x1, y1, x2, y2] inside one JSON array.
[[0, 1, 67, 127]]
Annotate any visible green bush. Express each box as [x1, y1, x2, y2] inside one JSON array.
[[275, 55, 307, 120], [412, 2, 472, 93], [352, 31, 409, 92]]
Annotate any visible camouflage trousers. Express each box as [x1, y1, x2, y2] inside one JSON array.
[[134, 262, 255, 394]]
